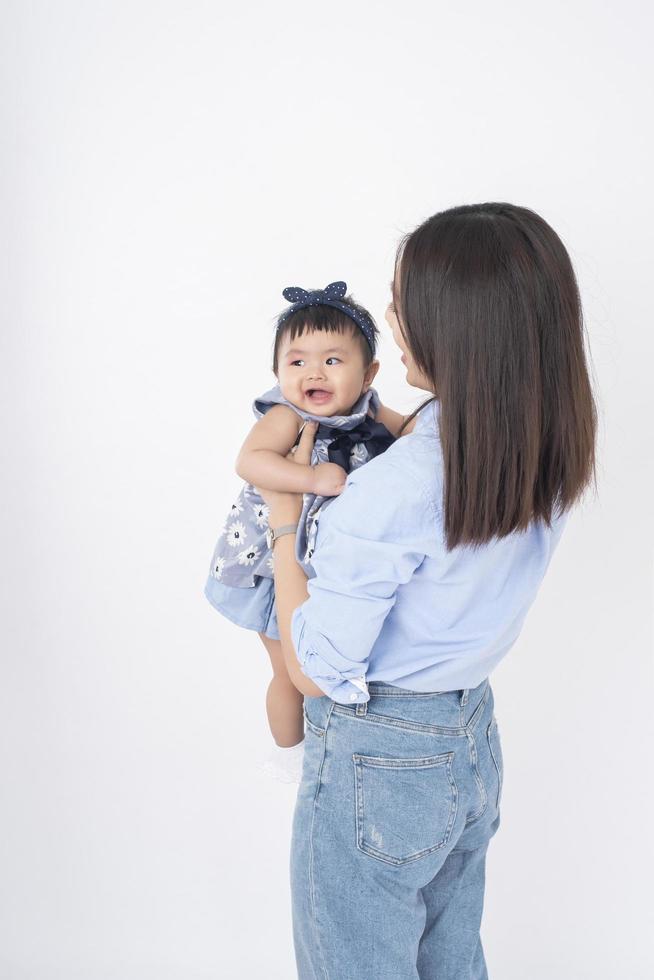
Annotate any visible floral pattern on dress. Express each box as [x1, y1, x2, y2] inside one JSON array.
[[225, 521, 247, 549], [237, 544, 261, 566], [211, 555, 226, 579], [252, 503, 270, 529]]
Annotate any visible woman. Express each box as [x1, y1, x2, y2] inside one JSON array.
[[257, 202, 597, 979]]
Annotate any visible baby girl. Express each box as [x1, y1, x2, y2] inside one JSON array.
[[204, 281, 408, 781]]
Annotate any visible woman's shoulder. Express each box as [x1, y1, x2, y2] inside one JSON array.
[[316, 448, 439, 552], [345, 431, 442, 517]]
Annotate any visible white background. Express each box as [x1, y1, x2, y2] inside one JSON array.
[[2, 1, 653, 977]]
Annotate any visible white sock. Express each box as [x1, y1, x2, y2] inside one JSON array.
[[272, 738, 305, 757], [259, 737, 305, 783]]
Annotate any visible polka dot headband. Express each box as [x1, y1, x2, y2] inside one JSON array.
[[277, 281, 376, 354]]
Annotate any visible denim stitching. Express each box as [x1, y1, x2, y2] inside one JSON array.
[[332, 681, 490, 738], [353, 752, 458, 867], [303, 705, 326, 738], [487, 717, 503, 810], [332, 706, 469, 737], [362, 688, 453, 698], [309, 699, 335, 980], [464, 729, 488, 825], [463, 685, 492, 825], [466, 683, 490, 732]]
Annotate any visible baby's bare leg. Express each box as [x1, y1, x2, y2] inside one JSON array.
[[258, 632, 304, 747]]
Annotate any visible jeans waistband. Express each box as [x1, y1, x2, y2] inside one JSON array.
[[365, 677, 489, 708]]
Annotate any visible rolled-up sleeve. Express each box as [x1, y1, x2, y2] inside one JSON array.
[[290, 459, 435, 704]]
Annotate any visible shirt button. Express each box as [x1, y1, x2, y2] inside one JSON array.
[[349, 693, 357, 701]]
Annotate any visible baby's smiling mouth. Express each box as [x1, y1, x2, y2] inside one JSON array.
[[305, 389, 332, 400]]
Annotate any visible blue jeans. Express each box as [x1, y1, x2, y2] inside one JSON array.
[[290, 677, 503, 979]]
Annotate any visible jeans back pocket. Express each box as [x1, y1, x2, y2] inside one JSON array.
[[353, 752, 458, 867]]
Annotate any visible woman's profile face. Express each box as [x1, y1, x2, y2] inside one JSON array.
[[385, 279, 434, 393]]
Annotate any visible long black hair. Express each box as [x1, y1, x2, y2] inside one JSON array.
[[394, 202, 597, 549]]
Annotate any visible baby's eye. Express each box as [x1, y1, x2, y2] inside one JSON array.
[[290, 357, 340, 366]]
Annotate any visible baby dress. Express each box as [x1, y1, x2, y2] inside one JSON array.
[[204, 381, 396, 641]]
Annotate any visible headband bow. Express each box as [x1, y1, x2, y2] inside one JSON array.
[[277, 280, 376, 354], [282, 281, 348, 304]]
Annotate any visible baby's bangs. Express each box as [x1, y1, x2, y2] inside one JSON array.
[[279, 307, 361, 342]]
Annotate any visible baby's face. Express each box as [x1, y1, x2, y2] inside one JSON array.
[[276, 327, 378, 416]]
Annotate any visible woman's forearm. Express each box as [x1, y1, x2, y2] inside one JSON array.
[[271, 532, 326, 699]]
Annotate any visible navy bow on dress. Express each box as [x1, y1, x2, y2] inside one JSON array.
[[314, 416, 396, 472]]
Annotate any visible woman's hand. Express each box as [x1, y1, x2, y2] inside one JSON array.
[[255, 420, 319, 525]]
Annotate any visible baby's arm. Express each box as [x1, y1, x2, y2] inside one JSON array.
[[374, 401, 413, 437], [235, 404, 347, 496]]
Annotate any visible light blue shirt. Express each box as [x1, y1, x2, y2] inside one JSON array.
[[290, 396, 569, 704]]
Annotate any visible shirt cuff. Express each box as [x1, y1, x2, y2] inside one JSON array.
[[291, 606, 370, 704]]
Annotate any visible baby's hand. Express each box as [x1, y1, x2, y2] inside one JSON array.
[[311, 462, 348, 497]]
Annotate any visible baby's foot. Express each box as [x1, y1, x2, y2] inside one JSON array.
[[258, 738, 305, 784]]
